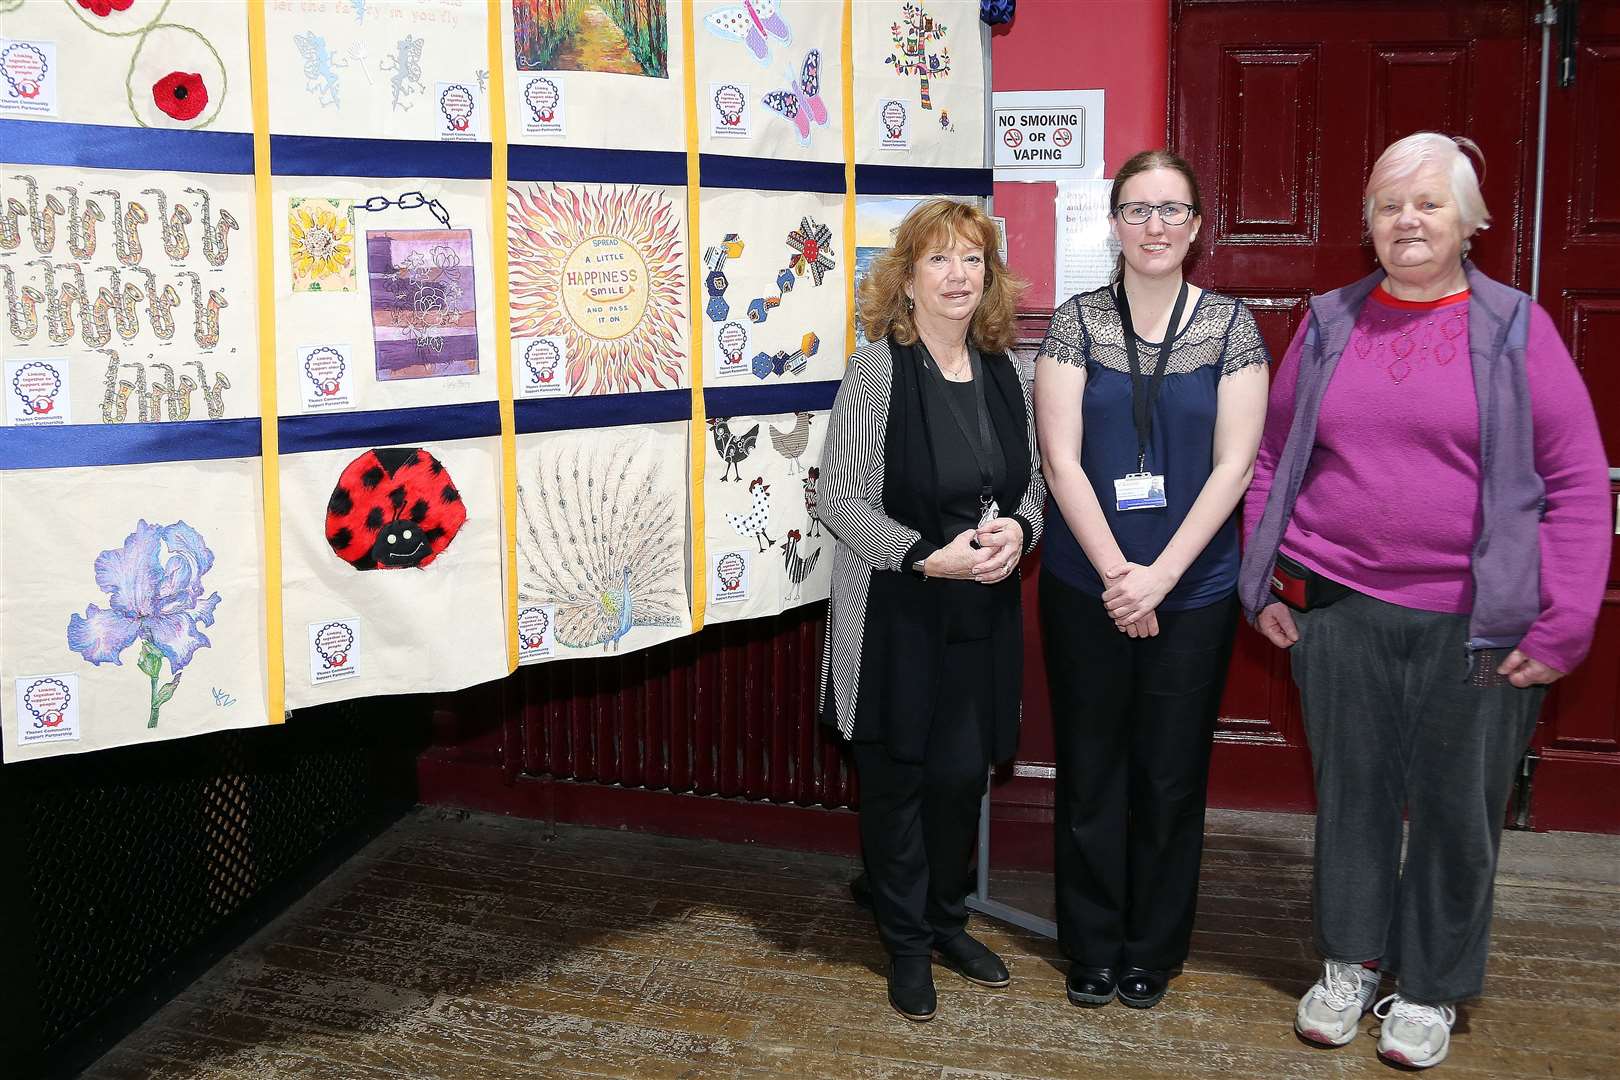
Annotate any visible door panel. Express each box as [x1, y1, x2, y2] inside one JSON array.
[[1173, 0, 1540, 814]]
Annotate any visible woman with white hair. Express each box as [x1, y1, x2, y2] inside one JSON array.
[[1238, 132, 1611, 1069]]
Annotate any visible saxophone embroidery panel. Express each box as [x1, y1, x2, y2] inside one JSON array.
[[289, 197, 357, 293], [0, 166, 254, 426], [366, 228, 478, 381], [515, 423, 692, 662]]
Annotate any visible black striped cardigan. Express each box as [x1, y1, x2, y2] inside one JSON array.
[[816, 335, 1045, 755]]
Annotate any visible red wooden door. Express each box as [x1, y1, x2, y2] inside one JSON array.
[[1170, 1, 1620, 828], [1520, 0, 1620, 831]]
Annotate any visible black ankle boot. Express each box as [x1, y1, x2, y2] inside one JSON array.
[[1117, 966, 1169, 1009], [1066, 964, 1118, 1007], [935, 932, 1010, 988], [888, 955, 937, 1021]]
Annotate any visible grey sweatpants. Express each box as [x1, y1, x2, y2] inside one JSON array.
[[1290, 592, 1545, 1005]]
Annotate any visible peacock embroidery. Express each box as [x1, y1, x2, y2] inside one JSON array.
[[517, 434, 688, 654]]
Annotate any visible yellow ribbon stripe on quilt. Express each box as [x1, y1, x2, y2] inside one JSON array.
[[246, 0, 285, 724], [843, 0, 857, 363], [683, 0, 707, 632], [487, 0, 521, 672]]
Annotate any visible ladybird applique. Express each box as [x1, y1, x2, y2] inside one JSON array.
[[326, 447, 466, 570]]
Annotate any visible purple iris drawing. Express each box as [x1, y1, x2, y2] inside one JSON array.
[[66, 520, 222, 729]]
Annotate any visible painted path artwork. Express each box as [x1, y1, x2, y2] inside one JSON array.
[[367, 228, 478, 381], [508, 182, 687, 395], [513, 0, 668, 78]]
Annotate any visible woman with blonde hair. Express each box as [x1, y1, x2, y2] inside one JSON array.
[[1241, 132, 1610, 1068], [819, 198, 1043, 1022]]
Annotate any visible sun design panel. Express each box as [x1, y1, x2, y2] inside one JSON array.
[[0, 164, 257, 428], [508, 181, 690, 397], [514, 422, 691, 664]]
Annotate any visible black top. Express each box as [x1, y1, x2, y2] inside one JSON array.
[[922, 369, 1006, 641]]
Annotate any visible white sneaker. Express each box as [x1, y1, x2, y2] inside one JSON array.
[[1374, 993, 1457, 1069], [1295, 959, 1381, 1047]]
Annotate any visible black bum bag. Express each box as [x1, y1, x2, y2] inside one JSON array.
[[1269, 552, 1355, 612]]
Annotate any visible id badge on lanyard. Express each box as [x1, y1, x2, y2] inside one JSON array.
[[977, 495, 1001, 530], [1113, 281, 1186, 513]]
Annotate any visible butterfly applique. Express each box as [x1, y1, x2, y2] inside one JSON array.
[[761, 50, 828, 147], [705, 0, 792, 66]]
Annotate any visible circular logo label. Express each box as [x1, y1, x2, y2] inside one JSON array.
[[561, 235, 649, 341], [303, 346, 346, 395], [314, 622, 355, 668], [22, 677, 70, 728], [524, 77, 558, 121], [716, 551, 746, 591], [516, 606, 550, 648], [439, 84, 475, 131]]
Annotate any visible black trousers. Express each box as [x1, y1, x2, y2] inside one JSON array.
[[1040, 571, 1237, 971], [852, 641, 993, 959]]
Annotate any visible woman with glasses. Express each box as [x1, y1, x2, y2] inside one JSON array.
[[1240, 133, 1609, 1069], [1034, 149, 1269, 1009]]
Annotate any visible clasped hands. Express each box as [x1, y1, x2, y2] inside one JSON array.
[[924, 518, 1024, 584], [1101, 561, 1178, 638]]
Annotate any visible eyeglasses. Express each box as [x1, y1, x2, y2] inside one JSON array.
[[1113, 201, 1197, 226]]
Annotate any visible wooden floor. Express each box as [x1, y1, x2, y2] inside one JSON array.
[[85, 807, 1620, 1079]]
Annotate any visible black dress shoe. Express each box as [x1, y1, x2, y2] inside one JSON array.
[[1066, 964, 1117, 1007], [934, 932, 1010, 988], [850, 872, 873, 910], [888, 955, 937, 1022], [1117, 966, 1169, 1009]]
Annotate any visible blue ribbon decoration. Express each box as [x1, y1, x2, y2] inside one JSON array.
[[508, 145, 688, 186], [514, 388, 692, 434], [705, 380, 841, 418], [0, 119, 254, 174], [856, 164, 994, 196], [279, 402, 502, 455], [700, 155, 846, 194], [0, 418, 262, 470], [271, 134, 493, 179]]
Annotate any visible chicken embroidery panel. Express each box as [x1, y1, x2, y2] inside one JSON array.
[[0, 458, 270, 762], [508, 182, 690, 397], [0, 164, 256, 427], [852, 0, 984, 168], [696, 188, 844, 386], [264, 0, 488, 141], [703, 409, 828, 623], [694, 1, 844, 163], [514, 422, 691, 664], [279, 435, 508, 709]]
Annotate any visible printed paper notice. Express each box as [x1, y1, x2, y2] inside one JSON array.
[[6, 359, 71, 426], [15, 673, 79, 746], [0, 40, 56, 117], [1054, 179, 1119, 307], [516, 603, 556, 663]]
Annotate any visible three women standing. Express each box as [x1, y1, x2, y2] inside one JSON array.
[[1034, 150, 1270, 1009]]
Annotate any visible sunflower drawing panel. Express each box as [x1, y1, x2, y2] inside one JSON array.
[[502, 0, 687, 152], [853, 0, 983, 169], [696, 188, 844, 385], [264, 0, 490, 141], [507, 181, 690, 397], [694, 0, 843, 164], [0, 459, 270, 762], [279, 437, 507, 709], [0, 0, 251, 132], [0, 164, 259, 426], [514, 422, 691, 664], [702, 408, 828, 624], [272, 176, 497, 413]]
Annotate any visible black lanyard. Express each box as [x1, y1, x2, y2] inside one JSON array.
[[1114, 279, 1189, 473], [923, 344, 997, 505]]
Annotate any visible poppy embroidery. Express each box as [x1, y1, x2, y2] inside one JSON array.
[[152, 71, 208, 121], [78, 0, 134, 16], [325, 448, 467, 571]]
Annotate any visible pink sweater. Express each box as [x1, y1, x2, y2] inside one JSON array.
[[1245, 286, 1612, 673]]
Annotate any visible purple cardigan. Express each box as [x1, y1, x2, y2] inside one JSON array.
[[1238, 262, 1600, 660]]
